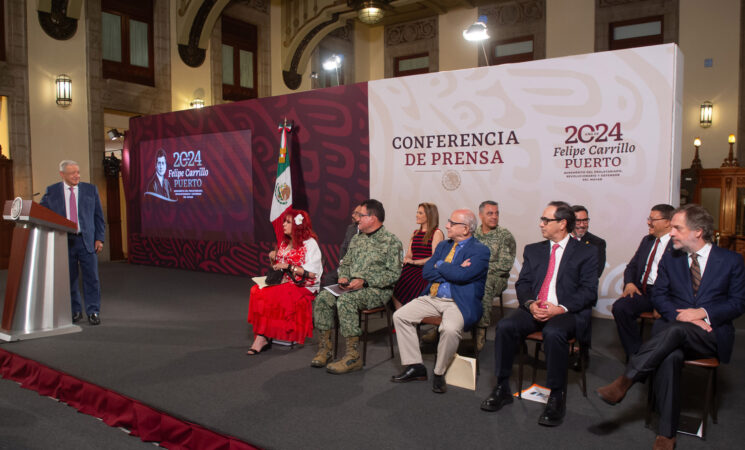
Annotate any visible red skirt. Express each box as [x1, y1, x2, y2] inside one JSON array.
[[247, 283, 315, 344]]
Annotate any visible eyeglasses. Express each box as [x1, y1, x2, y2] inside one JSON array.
[[351, 212, 362, 218], [540, 217, 561, 225], [575, 218, 590, 224], [358, 213, 372, 218], [447, 219, 467, 227], [647, 217, 667, 222]]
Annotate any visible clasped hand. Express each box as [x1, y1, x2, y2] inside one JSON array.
[[529, 300, 565, 322], [676, 308, 711, 332]]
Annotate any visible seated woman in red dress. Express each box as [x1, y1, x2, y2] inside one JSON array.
[[246, 210, 323, 354], [392, 202, 444, 309]]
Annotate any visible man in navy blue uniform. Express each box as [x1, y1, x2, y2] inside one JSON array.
[[41, 160, 106, 325]]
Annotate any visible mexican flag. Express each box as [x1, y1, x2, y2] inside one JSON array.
[[270, 120, 293, 243]]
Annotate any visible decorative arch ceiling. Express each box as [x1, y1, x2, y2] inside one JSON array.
[[37, 0, 496, 89]]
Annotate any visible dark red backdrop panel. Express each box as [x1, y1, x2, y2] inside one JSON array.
[[122, 83, 369, 276]]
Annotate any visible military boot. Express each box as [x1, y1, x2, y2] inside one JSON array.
[[311, 330, 333, 368], [326, 336, 363, 374]]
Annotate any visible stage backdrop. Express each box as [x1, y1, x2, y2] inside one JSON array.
[[123, 84, 370, 276], [368, 44, 683, 318]]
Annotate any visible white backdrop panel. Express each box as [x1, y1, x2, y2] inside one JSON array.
[[369, 44, 683, 318]]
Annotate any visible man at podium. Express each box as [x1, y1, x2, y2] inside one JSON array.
[[40, 160, 105, 325]]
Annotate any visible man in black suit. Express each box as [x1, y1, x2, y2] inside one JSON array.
[[597, 204, 745, 450], [481, 201, 598, 426], [569, 205, 606, 368], [571, 205, 605, 278], [611, 204, 675, 360]]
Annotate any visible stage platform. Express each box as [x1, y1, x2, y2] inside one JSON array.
[[1, 262, 743, 449]]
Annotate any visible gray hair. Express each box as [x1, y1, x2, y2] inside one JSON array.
[[59, 160, 79, 172], [478, 200, 498, 212], [462, 209, 477, 234], [675, 204, 715, 243]]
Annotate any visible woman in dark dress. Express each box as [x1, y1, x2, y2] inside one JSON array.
[[392, 203, 444, 309]]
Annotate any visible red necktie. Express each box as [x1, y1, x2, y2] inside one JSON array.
[[537, 243, 560, 305], [641, 238, 660, 294], [69, 186, 78, 225]]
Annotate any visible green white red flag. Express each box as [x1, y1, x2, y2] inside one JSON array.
[[270, 119, 293, 243]]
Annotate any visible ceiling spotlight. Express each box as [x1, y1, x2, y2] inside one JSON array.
[[463, 17, 489, 42], [107, 129, 124, 141], [323, 54, 342, 71]]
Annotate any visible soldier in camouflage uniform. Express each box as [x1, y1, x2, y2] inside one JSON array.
[[312, 199, 403, 374], [473, 200, 517, 351]]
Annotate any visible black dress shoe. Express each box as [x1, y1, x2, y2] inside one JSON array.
[[432, 374, 447, 393], [391, 364, 427, 383], [481, 384, 514, 412], [87, 313, 101, 326], [538, 391, 566, 426], [72, 312, 83, 323]]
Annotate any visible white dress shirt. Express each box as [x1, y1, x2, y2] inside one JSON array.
[[643, 233, 671, 285]]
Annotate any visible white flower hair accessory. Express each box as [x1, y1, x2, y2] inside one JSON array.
[[294, 214, 304, 226]]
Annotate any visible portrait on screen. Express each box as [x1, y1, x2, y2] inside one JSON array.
[[145, 148, 176, 202]]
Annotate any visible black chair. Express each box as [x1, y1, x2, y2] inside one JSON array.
[[517, 331, 587, 398], [645, 357, 719, 439]]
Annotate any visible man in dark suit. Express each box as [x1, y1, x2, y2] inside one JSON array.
[[392, 208, 490, 393], [597, 204, 745, 450], [41, 160, 106, 325], [611, 204, 675, 360], [481, 201, 598, 426], [569, 205, 606, 368], [571, 205, 606, 278]]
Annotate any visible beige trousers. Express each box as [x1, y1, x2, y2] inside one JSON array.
[[393, 295, 464, 376]]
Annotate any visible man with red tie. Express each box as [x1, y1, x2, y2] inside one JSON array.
[[597, 204, 745, 449], [481, 201, 598, 426], [611, 204, 675, 360], [41, 160, 106, 325]]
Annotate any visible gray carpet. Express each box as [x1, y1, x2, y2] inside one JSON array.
[[0, 262, 743, 449]]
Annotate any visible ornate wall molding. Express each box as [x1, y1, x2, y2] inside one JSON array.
[[178, 0, 219, 67], [234, 0, 269, 14], [38, 0, 78, 40], [329, 21, 353, 41], [480, 0, 544, 26], [385, 16, 437, 47]]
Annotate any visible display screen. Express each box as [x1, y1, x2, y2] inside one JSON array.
[[139, 130, 254, 242]]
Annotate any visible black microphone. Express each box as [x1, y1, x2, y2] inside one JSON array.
[[33, 192, 40, 197]]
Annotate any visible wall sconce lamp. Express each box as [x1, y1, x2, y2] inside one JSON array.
[[690, 137, 702, 169], [722, 134, 739, 167], [700, 101, 713, 128], [463, 16, 490, 65], [107, 129, 124, 141], [190, 99, 205, 109], [55, 74, 72, 106]]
